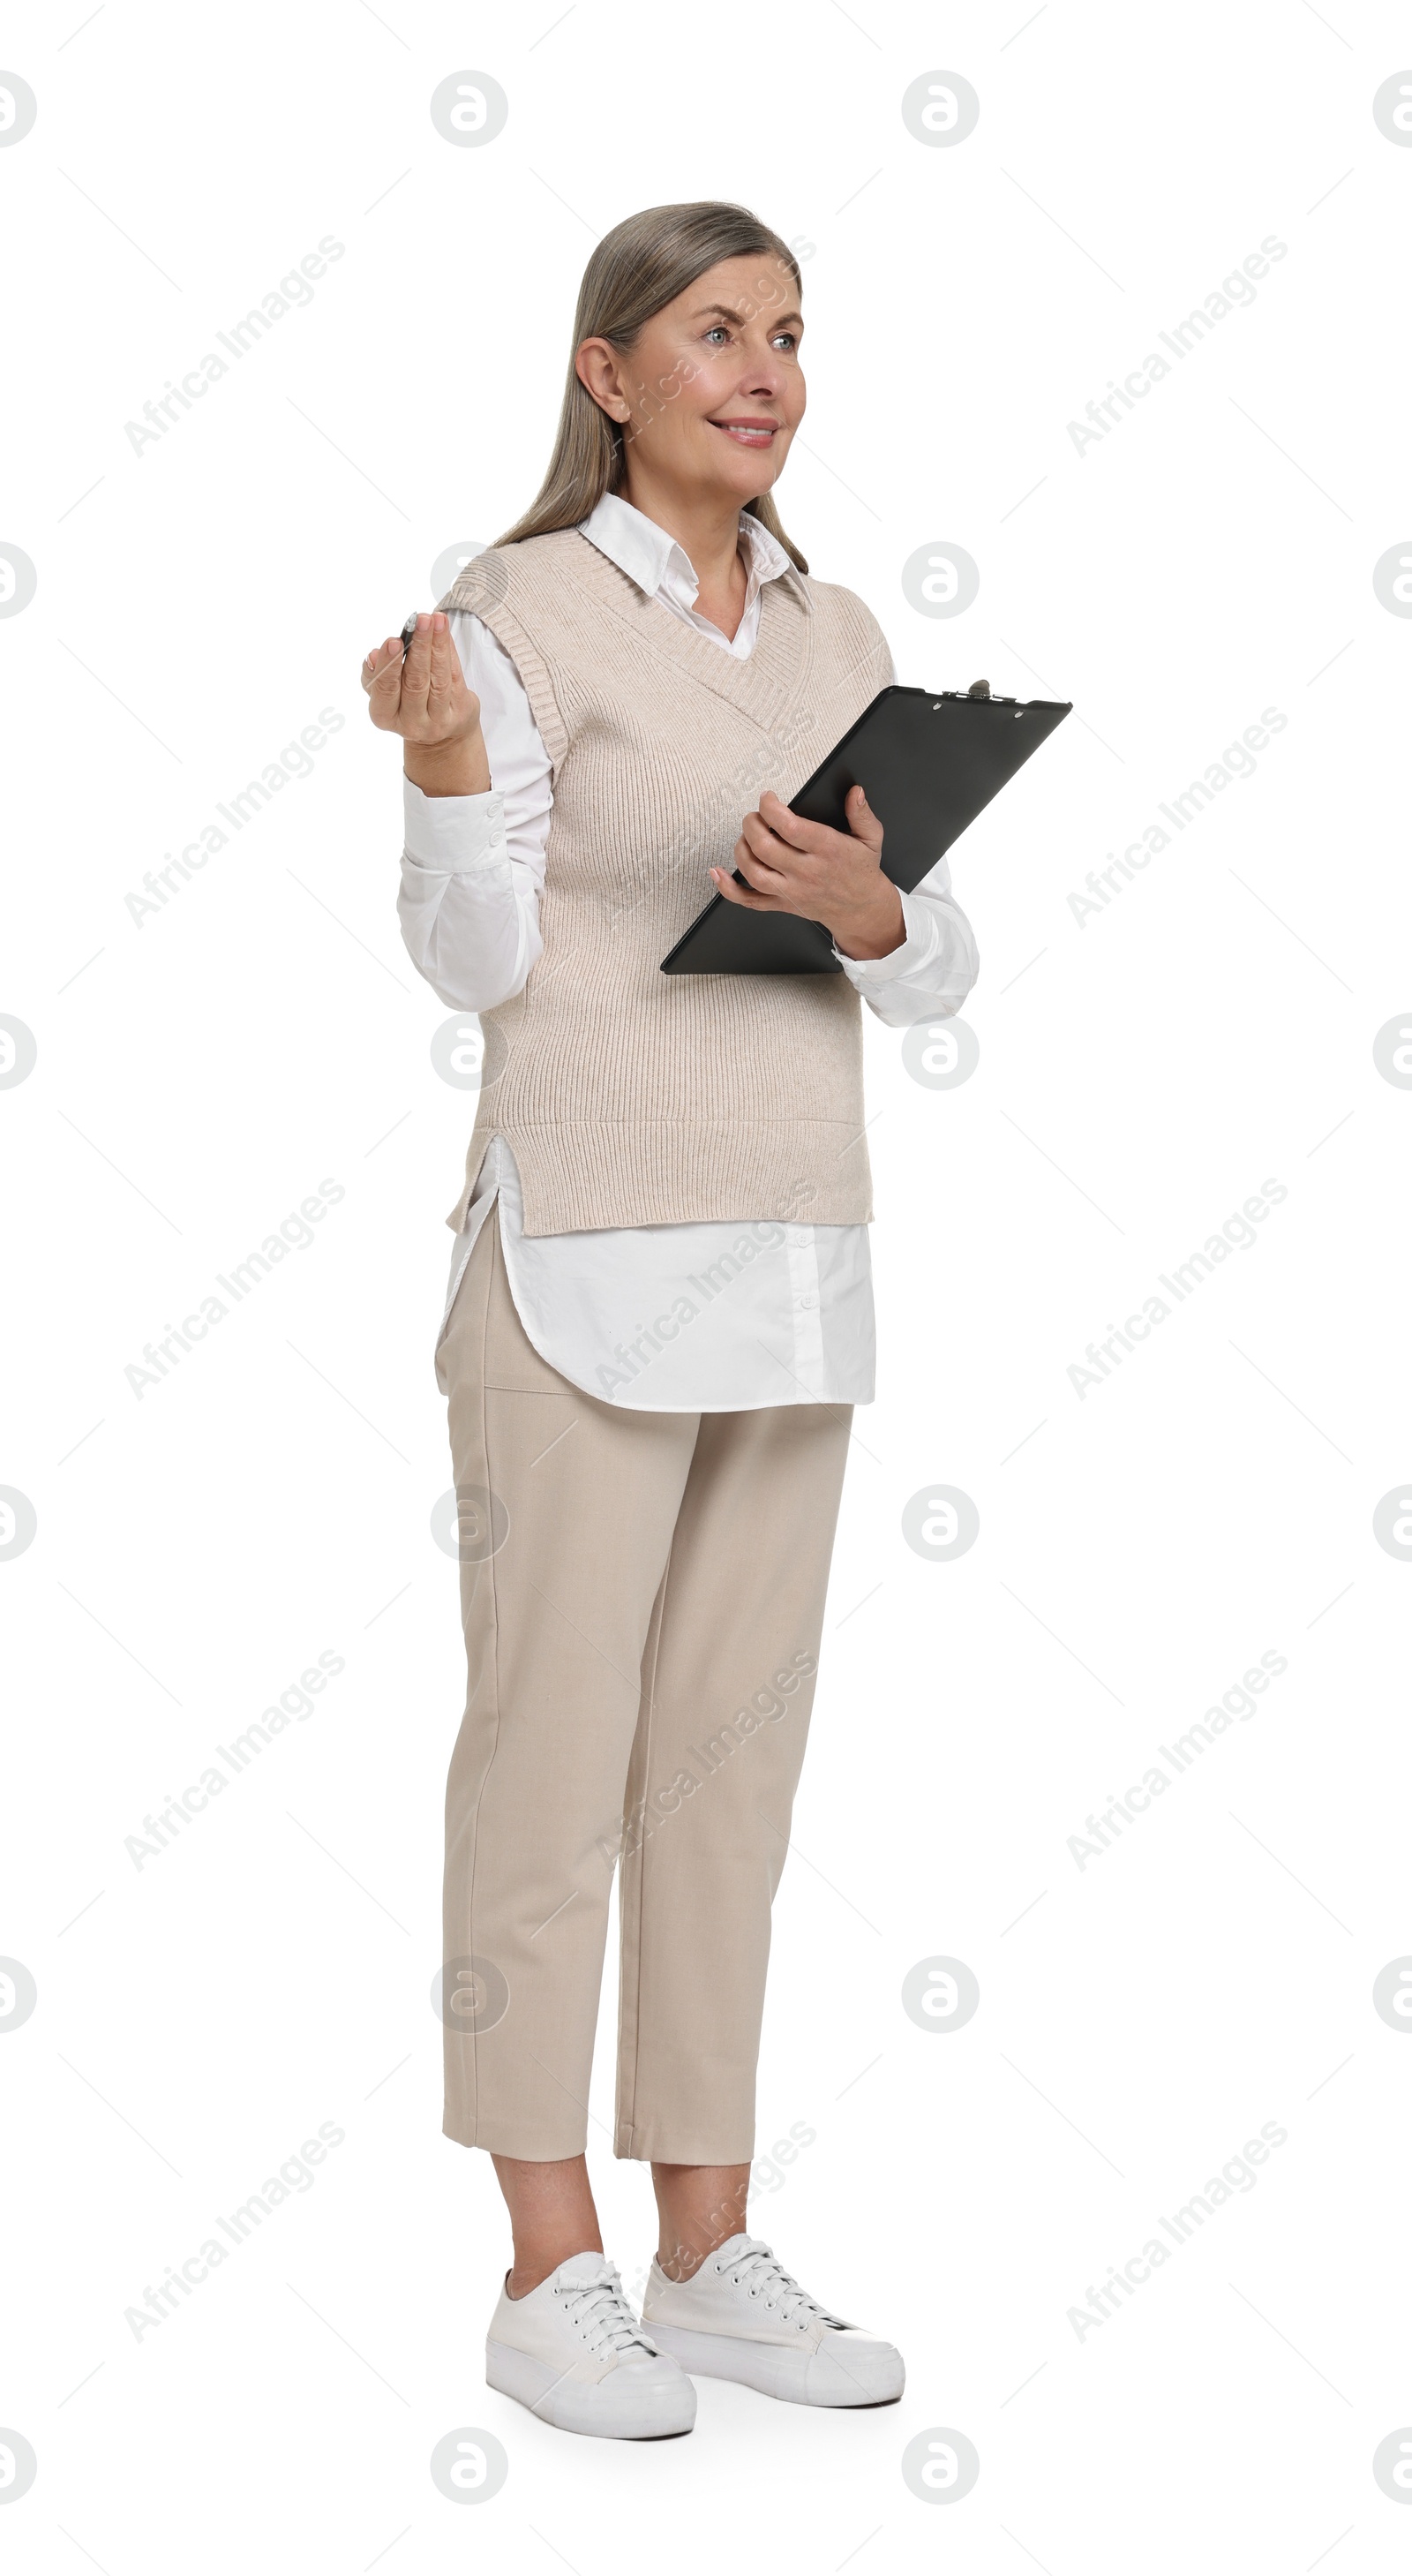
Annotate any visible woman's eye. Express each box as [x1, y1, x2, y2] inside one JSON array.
[[701, 323, 798, 351]]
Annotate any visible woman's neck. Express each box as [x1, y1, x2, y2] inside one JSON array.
[[619, 474, 749, 638]]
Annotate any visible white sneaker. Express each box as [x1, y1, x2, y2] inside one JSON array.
[[642, 2233, 905, 2407], [486, 2251, 696, 2439]]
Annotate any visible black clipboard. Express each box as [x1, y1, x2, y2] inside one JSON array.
[[660, 682, 1071, 975]]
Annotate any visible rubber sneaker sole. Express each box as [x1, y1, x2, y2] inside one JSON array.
[[647, 2318, 905, 2407], [485, 2337, 696, 2438]]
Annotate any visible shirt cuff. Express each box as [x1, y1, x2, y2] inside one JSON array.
[[402, 775, 507, 874], [831, 888, 935, 985]]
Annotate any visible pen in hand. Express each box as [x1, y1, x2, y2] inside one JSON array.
[[363, 610, 492, 797]]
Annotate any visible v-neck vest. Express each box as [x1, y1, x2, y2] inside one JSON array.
[[439, 527, 893, 1237]]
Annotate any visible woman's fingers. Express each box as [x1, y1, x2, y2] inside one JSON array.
[[401, 612, 434, 711], [733, 844, 785, 893], [715, 786, 889, 922], [363, 610, 480, 745], [426, 614, 460, 705], [363, 636, 408, 725], [712, 866, 775, 908], [739, 807, 792, 870], [403, 613, 455, 726], [707, 814, 799, 910], [406, 613, 462, 712], [712, 838, 786, 909], [362, 636, 401, 687]]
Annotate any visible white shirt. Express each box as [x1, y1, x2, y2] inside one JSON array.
[[398, 493, 980, 1410]]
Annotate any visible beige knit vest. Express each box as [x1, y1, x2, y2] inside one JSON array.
[[439, 527, 894, 1237]]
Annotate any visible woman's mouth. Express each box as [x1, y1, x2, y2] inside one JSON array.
[[709, 418, 778, 448]]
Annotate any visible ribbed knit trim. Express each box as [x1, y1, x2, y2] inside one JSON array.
[[498, 1118, 872, 1235], [545, 530, 819, 736], [439, 561, 572, 770]]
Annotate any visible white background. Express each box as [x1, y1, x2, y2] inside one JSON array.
[[4, 0, 1411, 2565]]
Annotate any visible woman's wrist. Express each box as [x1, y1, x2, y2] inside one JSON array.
[[827, 883, 905, 962], [404, 727, 492, 798]]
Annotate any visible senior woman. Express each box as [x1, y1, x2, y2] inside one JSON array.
[[364, 199, 978, 2440]]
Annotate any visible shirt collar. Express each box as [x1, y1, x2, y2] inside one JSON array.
[[576, 488, 802, 612]]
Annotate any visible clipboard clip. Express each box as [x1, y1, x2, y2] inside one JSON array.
[[931, 678, 1019, 705]]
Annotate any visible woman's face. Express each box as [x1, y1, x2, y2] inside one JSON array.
[[580, 252, 806, 509]]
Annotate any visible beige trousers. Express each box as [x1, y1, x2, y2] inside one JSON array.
[[439, 1211, 852, 2164]]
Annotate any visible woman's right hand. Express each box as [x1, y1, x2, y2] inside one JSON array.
[[363, 610, 491, 795]]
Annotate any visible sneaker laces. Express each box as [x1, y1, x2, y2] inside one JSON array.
[[555, 2262, 657, 2360], [712, 2237, 838, 2331]]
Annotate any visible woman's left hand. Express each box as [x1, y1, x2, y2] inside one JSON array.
[[713, 784, 905, 961]]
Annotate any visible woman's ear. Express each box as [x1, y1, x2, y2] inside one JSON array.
[[575, 337, 630, 421]]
